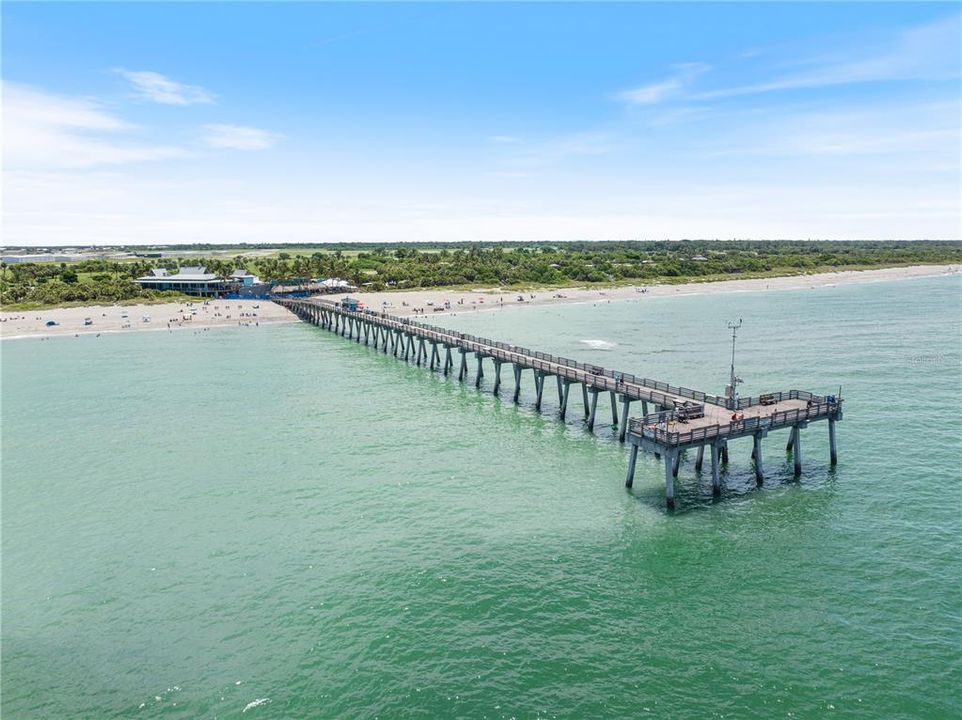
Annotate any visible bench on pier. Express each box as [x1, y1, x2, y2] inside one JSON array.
[[675, 401, 705, 422], [759, 393, 778, 406]]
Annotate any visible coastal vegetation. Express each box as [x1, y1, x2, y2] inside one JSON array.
[[2, 240, 960, 309]]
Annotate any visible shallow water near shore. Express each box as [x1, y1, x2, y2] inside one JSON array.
[[2, 275, 960, 718]]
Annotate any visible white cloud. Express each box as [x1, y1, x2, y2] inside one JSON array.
[[697, 99, 961, 162], [2, 82, 187, 169], [4, 169, 959, 246], [616, 63, 710, 105], [693, 13, 962, 100], [201, 124, 282, 150], [115, 69, 214, 105]]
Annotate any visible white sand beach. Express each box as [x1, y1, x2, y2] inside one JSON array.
[[2, 264, 958, 339], [329, 263, 961, 318], [0, 299, 297, 340]]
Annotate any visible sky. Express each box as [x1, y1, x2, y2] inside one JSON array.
[[2, 2, 960, 246]]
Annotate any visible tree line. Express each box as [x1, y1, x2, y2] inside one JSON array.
[[2, 240, 960, 308]]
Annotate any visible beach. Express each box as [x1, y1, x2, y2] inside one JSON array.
[[2, 263, 958, 339], [0, 299, 297, 340]]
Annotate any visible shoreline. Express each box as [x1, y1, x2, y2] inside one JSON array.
[[0, 299, 297, 340], [2, 264, 958, 339], [330, 263, 961, 319]]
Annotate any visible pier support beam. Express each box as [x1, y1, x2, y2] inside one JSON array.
[[626, 444, 639, 488], [618, 396, 631, 442], [609, 392, 619, 425], [792, 426, 802, 476], [458, 349, 468, 381], [475, 355, 484, 388], [582, 384, 590, 419], [443, 346, 453, 375], [829, 418, 838, 465], [720, 442, 729, 465], [560, 379, 571, 420], [695, 445, 704, 473], [672, 451, 680, 478], [534, 371, 546, 410], [493, 359, 502, 394], [556, 376, 565, 406], [513, 364, 522, 403], [587, 389, 600, 431], [710, 444, 721, 496], [753, 434, 764, 486], [665, 450, 677, 510]]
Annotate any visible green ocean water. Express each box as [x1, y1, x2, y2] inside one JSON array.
[[2, 274, 960, 719]]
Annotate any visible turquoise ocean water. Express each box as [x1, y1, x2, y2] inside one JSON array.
[[2, 274, 960, 718]]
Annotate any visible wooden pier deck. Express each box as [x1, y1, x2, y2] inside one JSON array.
[[277, 297, 843, 510]]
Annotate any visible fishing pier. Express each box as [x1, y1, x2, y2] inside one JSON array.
[[276, 297, 843, 509]]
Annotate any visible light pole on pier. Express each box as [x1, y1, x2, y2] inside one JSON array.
[[727, 319, 743, 410]]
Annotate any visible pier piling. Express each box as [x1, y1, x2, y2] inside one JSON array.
[[626, 444, 639, 488], [792, 426, 802, 476], [587, 389, 600, 431], [665, 451, 677, 510], [753, 434, 764, 485], [710, 444, 721, 496], [829, 418, 838, 465]]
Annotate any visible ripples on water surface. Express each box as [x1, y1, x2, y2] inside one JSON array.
[[2, 275, 960, 718]]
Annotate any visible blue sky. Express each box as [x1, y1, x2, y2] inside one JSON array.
[[3, 2, 960, 245]]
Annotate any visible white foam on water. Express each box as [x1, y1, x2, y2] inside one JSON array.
[[243, 698, 272, 712], [580, 339, 617, 350]]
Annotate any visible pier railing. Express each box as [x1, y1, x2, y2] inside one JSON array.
[[307, 302, 741, 408], [626, 401, 840, 448], [286, 299, 832, 414]]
